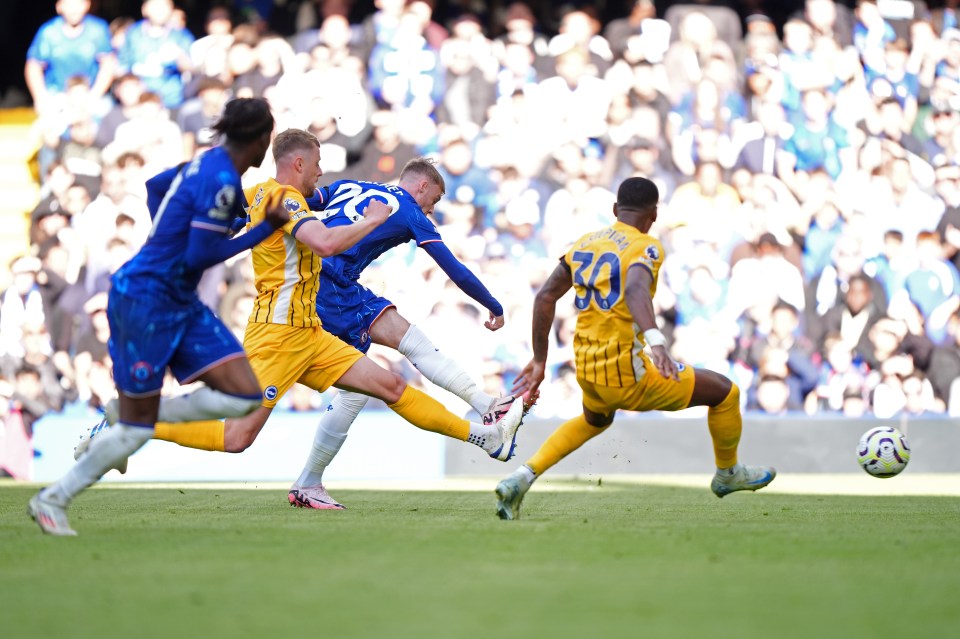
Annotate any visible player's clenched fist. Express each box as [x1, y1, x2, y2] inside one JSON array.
[[362, 199, 393, 225]]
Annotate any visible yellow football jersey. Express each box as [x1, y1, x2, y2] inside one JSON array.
[[562, 221, 664, 387], [244, 178, 322, 327]]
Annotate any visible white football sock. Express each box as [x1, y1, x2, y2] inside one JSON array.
[[398, 324, 493, 415], [466, 422, 500, 454], [45, 423, 153, 504], [294, 391, 369, 487], [157, 387, 261, 423], [516, 465, 537, 487]]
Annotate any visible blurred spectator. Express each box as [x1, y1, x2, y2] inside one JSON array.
[[494, 2, 550, 78], [935, 163, 960, 273], [189, 6, 234, 75], [25, 0, 116, 116], [812, 272, 883, 364], [728, 232, 806, 319], [780, 88, 851, 193], [735, 100, 789, 176], [117, 0, 194, 109], [669, 161, 741, 242], [368, 5, 443, 113], [803, 0, 854, 49], [662, 10, 737, 104], [349, 109, 417, 184], [110, 92, 185, 174], [436, 27, 496, 132], [899, 231, 960, 340], [0, 257, 46, 359], [604, 0, 657, 60], [177, 77, 229, 158], [814, 333, 871, 413], [751, 374, 794, 415], [95, 73, 146, 147], [549, 7, 612, 75], [854, 0, 896, 72]]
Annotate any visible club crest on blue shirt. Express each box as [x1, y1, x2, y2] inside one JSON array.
[[645, 245, 660, 261], [284, 197, 301, 213]]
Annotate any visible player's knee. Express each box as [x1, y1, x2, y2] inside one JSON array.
[[224, 426, 258, 453], [720, 382, 739, 409], [381, 373, 406, 404]]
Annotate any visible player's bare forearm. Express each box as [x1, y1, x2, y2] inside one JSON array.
[[297, 202, 391, 257], [625, 265, 678, 381], [624, 265, 657, 331], [24, 60, 47, 104], [531, 263, 573, 363], [91, 55, 117, 99], [315, 221, 382, 256]]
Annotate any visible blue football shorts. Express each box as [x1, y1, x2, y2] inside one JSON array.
[[316, 277, 394, 354], [107, 288, 246, 397]]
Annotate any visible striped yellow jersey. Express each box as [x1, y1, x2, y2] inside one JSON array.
[[244, 178, 322, 327], [562, 221, 664, 387]]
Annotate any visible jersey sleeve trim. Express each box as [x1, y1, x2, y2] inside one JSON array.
[[191, 220, 230, 233], [291, 216, 318, 237], [628, 261, 654, 278]]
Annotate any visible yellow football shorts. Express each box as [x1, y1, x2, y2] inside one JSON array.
[[243, 322, 364, 408], [578, 353, 696, 416]]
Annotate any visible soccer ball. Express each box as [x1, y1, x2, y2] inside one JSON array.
[[856, 427, 910, 478]]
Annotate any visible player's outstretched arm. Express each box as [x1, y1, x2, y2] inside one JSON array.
[[513, 262, 572, 396], [293, 199, 393, 257], [421, 241, 504, 330], [625, 265, 679, 381], [184, 202, 289, 271]]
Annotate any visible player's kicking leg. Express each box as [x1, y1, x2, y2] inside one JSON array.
[[332, 354, 525, 459], [688, 369, 776, 497]]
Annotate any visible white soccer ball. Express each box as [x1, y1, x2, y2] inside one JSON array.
[[856, 426, 910, 478]]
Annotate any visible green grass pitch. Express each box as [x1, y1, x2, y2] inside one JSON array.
[[2, 481, 959, 639]]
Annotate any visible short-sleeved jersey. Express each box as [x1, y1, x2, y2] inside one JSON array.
[[244, 178, 323, 327], [112, 146, 245, 306], [118, 20, 194, 108], [307, 180, 442, 283], [26, 15, 113, 93], [562, 221, 665, 388]]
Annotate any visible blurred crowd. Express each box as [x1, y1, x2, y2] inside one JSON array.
[[3, 0, 960, 469]]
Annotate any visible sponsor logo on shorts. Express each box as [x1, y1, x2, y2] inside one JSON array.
[[264, 385, 279, 401], [131, 361, 154, 381], [359, 331, 369, 345]]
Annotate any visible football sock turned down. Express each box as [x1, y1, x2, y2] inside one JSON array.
[[45, 423, 153, 504], [387, 386, 470, 441], [525, 415, 608, 476], [398, 325, 494, 415], [296, 391, 369, 487], [707, 383, 742, 469], [153, 420, 226, 452], [156, 387, 262, 422]]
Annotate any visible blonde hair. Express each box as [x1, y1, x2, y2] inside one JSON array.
[[272, 128, 319, 163], [400, 157, 446, 192]]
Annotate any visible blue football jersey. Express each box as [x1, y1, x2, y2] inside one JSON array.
[[308, 180, 442, 281], [26, 15, 112, 93], [113, 147, 245, 304]]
